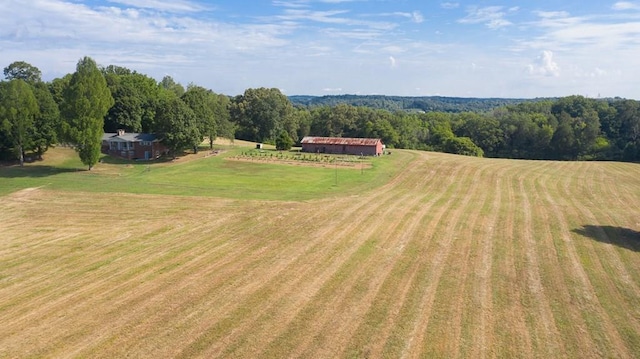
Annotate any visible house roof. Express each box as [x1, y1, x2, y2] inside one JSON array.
[[300, 136, 382, 146], [102, 132, 159, 142]]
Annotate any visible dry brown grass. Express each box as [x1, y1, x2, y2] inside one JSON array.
[[2, 150, 640, 358]]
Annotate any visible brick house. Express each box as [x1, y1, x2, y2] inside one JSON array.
[[101, 129, 168, 160], [300, 136, 384, 156]]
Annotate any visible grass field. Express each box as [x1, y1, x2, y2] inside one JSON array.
[[2, 144, 640, 358], [0, 145, 408, 200]]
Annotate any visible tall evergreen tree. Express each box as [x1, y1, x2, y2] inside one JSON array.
[[61, 57, 114, 170]]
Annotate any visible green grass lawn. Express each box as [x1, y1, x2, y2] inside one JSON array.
[[0, 145, 413, 201]]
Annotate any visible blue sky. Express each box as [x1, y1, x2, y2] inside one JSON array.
[[2, 0, 640, 98]]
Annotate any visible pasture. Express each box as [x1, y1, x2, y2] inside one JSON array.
[[1, 145, 640, 358]]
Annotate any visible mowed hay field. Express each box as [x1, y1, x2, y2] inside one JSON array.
[[2, 149, 640, 358]]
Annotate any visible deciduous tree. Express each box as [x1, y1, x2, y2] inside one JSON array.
[[31, 82, 60, 159], [0, 79, 39, 166], [3, 61, 42, 83], [159, 75, 185, 98], [104, 70, 160, 133], [231, 88, 294, 143], [182, 85, 215, 149], [155, 93, 200, 157], [275, 130, 294, 151]]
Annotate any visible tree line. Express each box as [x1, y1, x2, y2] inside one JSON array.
[[2, 57, 640, 169], [0, 58, 234, 169], [289, 94, 534, 113], [234, 94, 640, 161]]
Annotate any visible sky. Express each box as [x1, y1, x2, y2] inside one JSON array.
[[2, 0, 640, 99]]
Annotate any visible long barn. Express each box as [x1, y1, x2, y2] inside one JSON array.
[[300, 136, 384, 156]]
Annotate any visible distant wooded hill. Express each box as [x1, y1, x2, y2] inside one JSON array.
[[289, 95, 551, 113]]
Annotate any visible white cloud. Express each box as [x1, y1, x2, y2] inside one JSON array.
[[369, 11, 423, 24], [320, 0, 361, 3], [441, 2, 459, 10], [411, 11, 424, 24], [0, 0, 291, 75], [273, 0, 361, 6], [272, 0, 310, 8], [525, 10, 640, 50], [275, 9, 396, 30], [4, 0, 640, 98], [106, 0, 208, 13], [534, 11, 571, 19], [458, 6, 515, 29], [382, 45, 405, 53], [527, 50, 560, 77], [613, 1, 640, 10]]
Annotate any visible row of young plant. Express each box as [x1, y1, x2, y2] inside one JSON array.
[[234, 150, 366, 164]]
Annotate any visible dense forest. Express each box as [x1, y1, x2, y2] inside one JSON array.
[[2, 57, 640, 167], [289, 94, 541, 113]]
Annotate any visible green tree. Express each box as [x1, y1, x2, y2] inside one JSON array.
[[104, 70, 160, 133], [159, 75, 185, 98], [155, 94, 200, 157], [422, 112, 455, 151], [213, 94, 234, 141], [275, 130, 294, 150], [551, 96, 601, 159], [231, 88, 295, 143], [389, 112, 429, 150], [295, 107, 312, 141], [0, 79, 39, 166], [550, 118, 577, 160], [31, 82, 60, 159], [359, 108, 400, 147], [443, 136, 484, 157], [3, 61, 42, 83], [454, 113, 503, 156], [610, 100, 640, 161], [493, 110, 554, 159], [310, 104, 357, 138], [101, 64, 132, 77], [49, 74, 72, 108], [61, 57, 114, 170], [182, 85, 216, 149]]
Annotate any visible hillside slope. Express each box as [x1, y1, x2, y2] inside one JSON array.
[[1, 151, 640, 358]]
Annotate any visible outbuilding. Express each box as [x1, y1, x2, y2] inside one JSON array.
[[300, 136, 384, 156]]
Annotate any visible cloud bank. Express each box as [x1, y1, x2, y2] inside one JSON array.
[[0, 0, 639, 98]]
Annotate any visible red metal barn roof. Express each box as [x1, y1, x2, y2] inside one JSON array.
[[300, 137, 382, 146]]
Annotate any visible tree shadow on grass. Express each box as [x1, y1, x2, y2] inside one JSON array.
[[0, 165, 80, 178], [573, 225, 640, 252], [98, 154, 178, 165]]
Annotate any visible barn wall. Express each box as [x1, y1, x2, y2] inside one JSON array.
[[301, 144, 380, 155]]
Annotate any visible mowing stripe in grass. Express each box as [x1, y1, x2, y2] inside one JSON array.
[[171, 156, 428, 358]]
